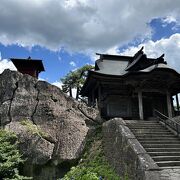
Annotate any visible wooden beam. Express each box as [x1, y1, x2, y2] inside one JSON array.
[[166, 91, 173, 118], [134, 88, 167, 94], [138, 90, 144, 120]]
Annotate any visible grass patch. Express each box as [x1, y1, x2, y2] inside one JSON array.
[[62, 126, 121, 180], [20, 120, 48, 139]]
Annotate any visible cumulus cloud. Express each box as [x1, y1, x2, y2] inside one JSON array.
[[162, 15, 177, 24], [121, 33, 180, 72], [0, 0, 180, 51], [0, 53, 17, 74], [52, 81, 63, 89], [69, 61, 76, 67]]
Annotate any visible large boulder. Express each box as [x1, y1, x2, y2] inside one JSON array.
[[0, 69, 100, 179]]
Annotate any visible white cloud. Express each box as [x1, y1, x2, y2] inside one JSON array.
[[161, 15, 180, 30], [38, 77, 48, 81], [69, 61, 76, 67], [58, 56, 62, 61], [162, 15, 177, 24], [90, 54, 98, 62], [106, 46, 120, 55], [0, 0, 180, 51], [52, 81, 63, 89], [0, 58, 17, 74], [121, 33, 180, 72]]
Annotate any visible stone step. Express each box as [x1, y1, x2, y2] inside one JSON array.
[[128, 127, 167, 130], [152, 156, 180, 161], [139, 140, 180, 144], [126, 121, 159, 123], [126, 123, 162, 127], [159, 166, 180, 169], [132, 132, 172, 135], [156, 161, 180, 167], [131, 128, 169, 131], [126, 121, 160, 125], [149, 152, 180, 156], [145, 148, 180, 152], [138, 137, 179, 141], [127, 124, 162, 127], [129, 129, 167, 132], [126, 121, 160, 124], [136, 134, 175, 138], [131, 129, 169, 133], [143, 144, 180, 148], [127, 120, 180, 168], [126, 120, 158, 123]]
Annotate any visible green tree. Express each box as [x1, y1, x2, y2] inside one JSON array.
[[0, 130, 31, 180], [61, 64, 94, 100]]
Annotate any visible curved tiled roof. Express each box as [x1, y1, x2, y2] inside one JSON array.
[[80, 50, 180, 96]]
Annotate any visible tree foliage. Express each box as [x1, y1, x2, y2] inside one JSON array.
[[0, 130, 31, 180], [61, 64, 94, 100]]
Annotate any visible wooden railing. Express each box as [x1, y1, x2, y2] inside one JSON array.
[[153, 109, 180, 137]]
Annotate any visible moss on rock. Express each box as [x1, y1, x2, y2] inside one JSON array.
[[62, 126, 121, 180]]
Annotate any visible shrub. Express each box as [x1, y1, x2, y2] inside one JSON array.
[[62, 127, 120, 180], [0, 129, 31, 180], [20, 120, 48, 139]]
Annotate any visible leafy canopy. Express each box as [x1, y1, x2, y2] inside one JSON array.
[[61, 64, 94, 100]]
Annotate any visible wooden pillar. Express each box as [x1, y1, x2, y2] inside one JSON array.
[[166, 91, 173, 118], [176, 94, 180, 111], [88, 95, 92, 106], [98, 85, 101, 102], [98, 86, 101, 113], [92, 89, 95, 107], [98, 86, 101, 106], [138, 90, 144, 120]]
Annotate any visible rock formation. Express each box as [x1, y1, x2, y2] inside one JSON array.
[[0, 69, 99, 179]]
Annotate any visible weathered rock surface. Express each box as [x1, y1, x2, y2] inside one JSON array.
[[0, 69, 99, 179], [6, 121, 54, 165]]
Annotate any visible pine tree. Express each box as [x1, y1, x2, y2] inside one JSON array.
[[61, 65, 94, 100], [0, 130, 31, 180]]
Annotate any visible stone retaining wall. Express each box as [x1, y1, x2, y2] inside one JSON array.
[[102, 118, 161, 180]]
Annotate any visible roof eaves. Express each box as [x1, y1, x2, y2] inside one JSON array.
[[96, 53, 133, 61]]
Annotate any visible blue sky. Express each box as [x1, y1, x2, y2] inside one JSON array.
[[0, 0, 180, 87], [0, 44, 92, 82]]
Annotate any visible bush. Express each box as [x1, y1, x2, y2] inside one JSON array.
[[20, 120, 48, 138], [0, 129, 31, 180], [62, 127, 121, 180]]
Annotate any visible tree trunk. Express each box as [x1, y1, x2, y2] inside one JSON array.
[[76, 87, 79, 100], [69, 86, 72, 97]]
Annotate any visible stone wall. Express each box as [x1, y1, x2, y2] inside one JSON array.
[[102, 118, 161, 180]]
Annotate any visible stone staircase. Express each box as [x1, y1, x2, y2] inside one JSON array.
[[126, 120, 180, 169]]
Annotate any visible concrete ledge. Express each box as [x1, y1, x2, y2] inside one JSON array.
[[102, 118, 160, 180]]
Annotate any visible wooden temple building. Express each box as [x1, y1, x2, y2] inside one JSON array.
[[11, 57, 45, 78], [80, 47, 180, 120]]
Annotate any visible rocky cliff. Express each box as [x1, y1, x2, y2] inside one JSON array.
[[0, 69, 100, 179]]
